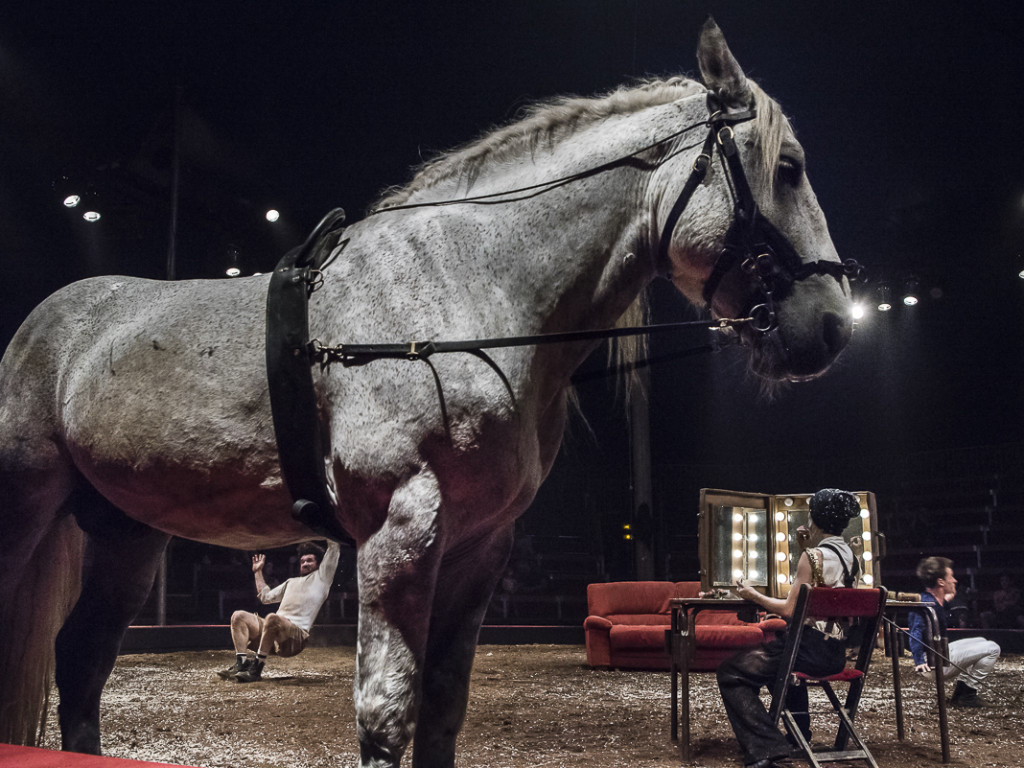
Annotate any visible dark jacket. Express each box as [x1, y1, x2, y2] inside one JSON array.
[[907, 591, 949, 666]]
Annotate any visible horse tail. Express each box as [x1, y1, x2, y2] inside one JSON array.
[[0, 514, 85, 745]]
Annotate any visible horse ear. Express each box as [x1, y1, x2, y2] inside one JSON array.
[[696, 17, 752, 108]]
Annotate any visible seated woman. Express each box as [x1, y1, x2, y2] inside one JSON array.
[[716, 488, 862, 768]]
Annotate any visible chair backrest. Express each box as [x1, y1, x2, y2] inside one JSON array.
[[802, 586, 887, 621], [768, 584, 888, 724]]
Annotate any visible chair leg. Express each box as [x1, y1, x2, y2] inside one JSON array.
[[832, 704, 880, 768], [835, 678, 865, 751], [781, 710, 823, 768], [789, 683, 878, 768]]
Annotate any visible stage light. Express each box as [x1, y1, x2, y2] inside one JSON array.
[[265, 209, 280, 222], [1019, 268, 1024, 280], [876, 284, 892, 312], [852, 303, 865, 320], [225, 245, 242, 277], [902, 278, 920, 306], [82, 211, 101, 222], [63, 194, 81, 208]]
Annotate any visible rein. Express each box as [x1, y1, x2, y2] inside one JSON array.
[[309, 316, 747, 367]]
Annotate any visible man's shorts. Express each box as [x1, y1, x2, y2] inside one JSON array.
[[246, 612, 310, 657]]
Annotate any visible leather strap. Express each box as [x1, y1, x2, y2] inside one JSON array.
[[265, 210, 354, 546]]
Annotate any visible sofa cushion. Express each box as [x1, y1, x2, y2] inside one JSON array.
[[694, 624, 764, 648], [608, 625, 669, 651], [695, 609, 748, 626]]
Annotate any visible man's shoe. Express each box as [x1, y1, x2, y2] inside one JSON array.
[[950, 679, 984, 707], [216, 656, 249, 680], [952, 687, 985, 708], [234, 658, 264, 683]]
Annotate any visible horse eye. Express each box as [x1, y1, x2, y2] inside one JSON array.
[[777, 156, 803, 187]]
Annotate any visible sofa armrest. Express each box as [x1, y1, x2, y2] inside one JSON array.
[[584, 615, 614, 667], [758, 617, 788, 643]]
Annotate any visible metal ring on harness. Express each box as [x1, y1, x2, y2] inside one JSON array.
[[748, 303, 777, 333]]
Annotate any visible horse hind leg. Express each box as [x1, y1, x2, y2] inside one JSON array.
[[0, 459, 85, 746], [412, 524, 514, 768], [54, 491, 170, 754]]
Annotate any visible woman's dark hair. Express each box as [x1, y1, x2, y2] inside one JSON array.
[[808, 488, 861, 536], [297, 541, 326, 565]]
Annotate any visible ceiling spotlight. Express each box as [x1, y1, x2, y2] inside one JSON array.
[[225, 244, 242, 277], [63, 194, 81, 208], [852, 303, 865, 320], [902, 277, 920, 307], [876, 284, 892, 312], [1019, 268, 1024, 280], [82, 211, 101, 222], [265, 209, 280, 223]]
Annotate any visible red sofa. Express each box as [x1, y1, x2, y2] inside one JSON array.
[[584, 581, 785, 670]]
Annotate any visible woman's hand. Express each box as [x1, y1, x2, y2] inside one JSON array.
[[251, 553, 266, 573], [849, 536, 864, 558], [734, 579, 759, 602]]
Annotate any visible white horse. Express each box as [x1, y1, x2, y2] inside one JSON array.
[[0, 20, 855, 767]]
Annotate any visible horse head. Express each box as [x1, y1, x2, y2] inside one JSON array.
[[662, 19, 854, 382]]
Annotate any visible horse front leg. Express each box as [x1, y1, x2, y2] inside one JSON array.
[[411, 524, 514, 768], [354, 470, 444, 768], [54, 513, 169, 754]]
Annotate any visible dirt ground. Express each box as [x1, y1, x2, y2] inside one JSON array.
[[39, 645, 1023, 768]]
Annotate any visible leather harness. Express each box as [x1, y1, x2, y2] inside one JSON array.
[[263, 89, 865, 545]]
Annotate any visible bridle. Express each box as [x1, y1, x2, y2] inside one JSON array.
[[656, 91, 864, 333]]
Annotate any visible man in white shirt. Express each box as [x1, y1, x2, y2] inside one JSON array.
[[217, 539, 340, 682]]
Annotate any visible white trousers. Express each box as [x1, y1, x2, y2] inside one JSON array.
[[945, 637, 1001, 691]]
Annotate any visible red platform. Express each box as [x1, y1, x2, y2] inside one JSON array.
[[0, 744, 200, 768]]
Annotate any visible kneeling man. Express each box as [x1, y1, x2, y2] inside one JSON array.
[[909, 556, 1000, 707]]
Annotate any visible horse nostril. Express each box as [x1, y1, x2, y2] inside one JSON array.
[[822, 312, 849, 356]]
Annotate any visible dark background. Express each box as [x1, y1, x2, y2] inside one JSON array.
[[2, 2, 1022, 590]]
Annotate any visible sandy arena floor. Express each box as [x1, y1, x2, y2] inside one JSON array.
[[38, 645, 1023, 768]]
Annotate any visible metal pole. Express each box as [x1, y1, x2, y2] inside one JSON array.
[[629, 367, 654, 579], [166, 83, 182, 282], [154, 83, 183, 626]]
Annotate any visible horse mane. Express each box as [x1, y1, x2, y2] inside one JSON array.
[[373, 74, 790, 396], [372, 75, 786, 211], [373, 76, 701, 210]]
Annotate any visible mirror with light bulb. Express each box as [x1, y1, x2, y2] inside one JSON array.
[[698, 489, 883, 598]]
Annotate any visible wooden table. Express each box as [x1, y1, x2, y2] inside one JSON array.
[[668, 597, 758, 760], [883, 600, 950, 763]]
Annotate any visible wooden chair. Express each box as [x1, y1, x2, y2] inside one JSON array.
[[769, 585, 888, 768]]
